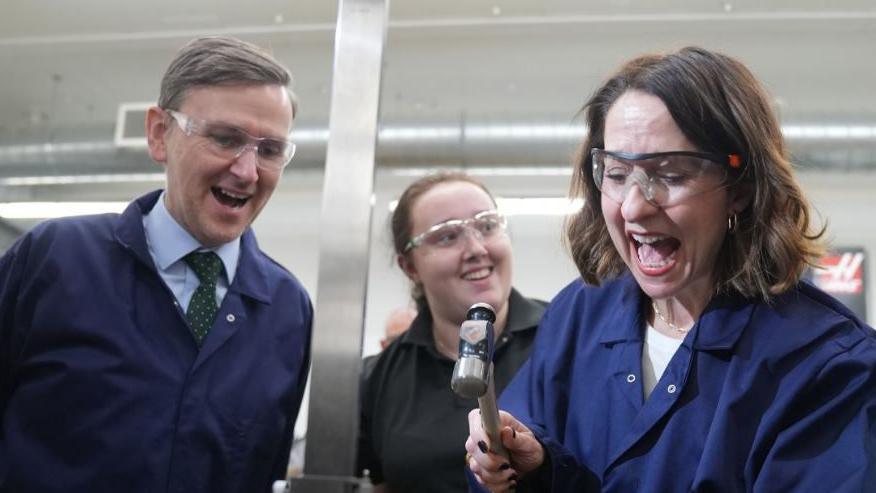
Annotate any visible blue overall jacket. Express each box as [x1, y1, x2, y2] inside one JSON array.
[[500, 274, 876, 492], [0, 190, 312, 493]]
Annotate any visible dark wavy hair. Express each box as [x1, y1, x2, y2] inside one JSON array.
[[565, 46, 824, 300], [390, 172, 497, 310]]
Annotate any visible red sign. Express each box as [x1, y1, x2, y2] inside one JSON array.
[[812, 252, 865, 295]]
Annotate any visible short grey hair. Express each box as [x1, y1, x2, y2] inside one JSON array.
[[158, 36, 298, 117]]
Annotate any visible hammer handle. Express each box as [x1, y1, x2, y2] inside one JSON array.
[[477, 363, 509, 459]]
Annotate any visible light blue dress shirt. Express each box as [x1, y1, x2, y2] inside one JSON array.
[[141, 191, 240, 314]]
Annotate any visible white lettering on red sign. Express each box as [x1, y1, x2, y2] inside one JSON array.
[[813, 252, 864, 295]]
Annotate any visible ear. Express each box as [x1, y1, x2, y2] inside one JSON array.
[[145, 106, 170, 165], [397, 254, 420, 284], [728, 183, 753, 216]]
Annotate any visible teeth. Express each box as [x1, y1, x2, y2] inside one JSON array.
[[219, 188, 248, 200], [633, 233, 677, 269], [637, 248, 677, 268], [463, 267, 491, 280], [632, 233, 668, 244]]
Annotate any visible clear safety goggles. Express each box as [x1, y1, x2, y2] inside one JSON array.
[[166, 109, 296, 171], [404, 210, 507, 253], [591, 148, 742, 207]]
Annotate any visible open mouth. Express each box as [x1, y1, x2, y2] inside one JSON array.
[[631, 233, 680, 272], [462, 266, 493, 281], [212, 187, 250, 209]]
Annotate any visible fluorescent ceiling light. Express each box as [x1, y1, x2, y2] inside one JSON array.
[[0, 202, 128, 219], [379, 126, 461, 141], [291, 128, 330, 142], [0, 173, 165, 186], [466, 124, 586, 140], [0, 141, 115, 156], [497, 197, 583, 216], [388, 166, 572, 177], [781, 125, 876, 139], [388, 196, 582, 216], [2, 123, 874, 162]]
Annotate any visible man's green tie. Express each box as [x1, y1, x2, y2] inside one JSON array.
[[184, 251, 223, 345]]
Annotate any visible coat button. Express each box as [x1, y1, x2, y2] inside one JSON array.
[[226, 314, 236, 323], [626, 374, 636, 383], [667, 384, 677, 394]]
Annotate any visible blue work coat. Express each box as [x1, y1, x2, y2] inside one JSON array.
[[0, 190, 313, 493], [500, 274, 876, 492]]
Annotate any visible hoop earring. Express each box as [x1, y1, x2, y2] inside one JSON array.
[[727, 213, 738, 233]]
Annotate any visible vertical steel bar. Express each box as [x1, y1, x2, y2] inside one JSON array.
[[292, 0, 388, 492]]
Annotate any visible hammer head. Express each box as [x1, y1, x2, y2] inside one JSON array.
[[450, 303, 496, 399]]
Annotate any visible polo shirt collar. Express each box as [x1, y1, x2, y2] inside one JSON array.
[[404, 287, 539, 348]]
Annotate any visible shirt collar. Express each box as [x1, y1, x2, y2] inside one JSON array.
[[692, 291, 754, 350], [404, 288, 542, 348], [405, 310, 434, 347], [505, 288, 545, 334], [597, 274, 647, 344], [142, 191, 240, 283], [596, 272, 752, 351]]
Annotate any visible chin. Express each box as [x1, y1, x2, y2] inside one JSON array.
[[478, 293, 506, 313], [201, 227, 245, 247]]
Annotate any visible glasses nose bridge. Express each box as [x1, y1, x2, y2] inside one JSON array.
[[228, 140, 265, 177], [458, 220, 488, 244], [232, 137, 276, 173], [624, 167, 661, 206], [231, 136, 262, 158]]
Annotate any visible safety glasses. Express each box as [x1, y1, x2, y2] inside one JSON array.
[[166, 109, 296, 171], [591, 148, 742, 207], [404, 210, 507, 253]]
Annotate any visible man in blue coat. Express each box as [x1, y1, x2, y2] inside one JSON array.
[[0, 36, 313, 493]]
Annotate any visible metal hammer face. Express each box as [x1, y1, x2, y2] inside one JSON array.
[[450, 303, 496, 399]]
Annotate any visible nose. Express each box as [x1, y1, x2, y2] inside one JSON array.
[[460, 227, 489, 257], [229, 144, 260, 182], [620, 178, 660, 222]]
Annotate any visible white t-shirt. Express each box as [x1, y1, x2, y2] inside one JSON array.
[[641, 324, 684, 400]]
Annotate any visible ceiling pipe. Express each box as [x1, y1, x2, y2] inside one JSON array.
[[0, 121, 875, 177]]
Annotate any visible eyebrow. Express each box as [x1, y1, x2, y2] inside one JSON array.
[[427, 210, 496, 227], [207, 118, 293, 142]]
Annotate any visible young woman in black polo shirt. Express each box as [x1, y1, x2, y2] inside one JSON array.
[[358, 172, 546, 492]]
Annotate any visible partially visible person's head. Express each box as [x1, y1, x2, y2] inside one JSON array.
[[391, 172, 513, 326], [146, 36, 298, 247], [567, 46, 824, 301], [381, 307, 417, 349]]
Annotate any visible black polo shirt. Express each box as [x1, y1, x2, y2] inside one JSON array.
[[358, 288, 546, 492]]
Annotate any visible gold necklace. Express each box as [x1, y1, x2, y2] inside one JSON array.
[[651, 301, 692, 335]]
